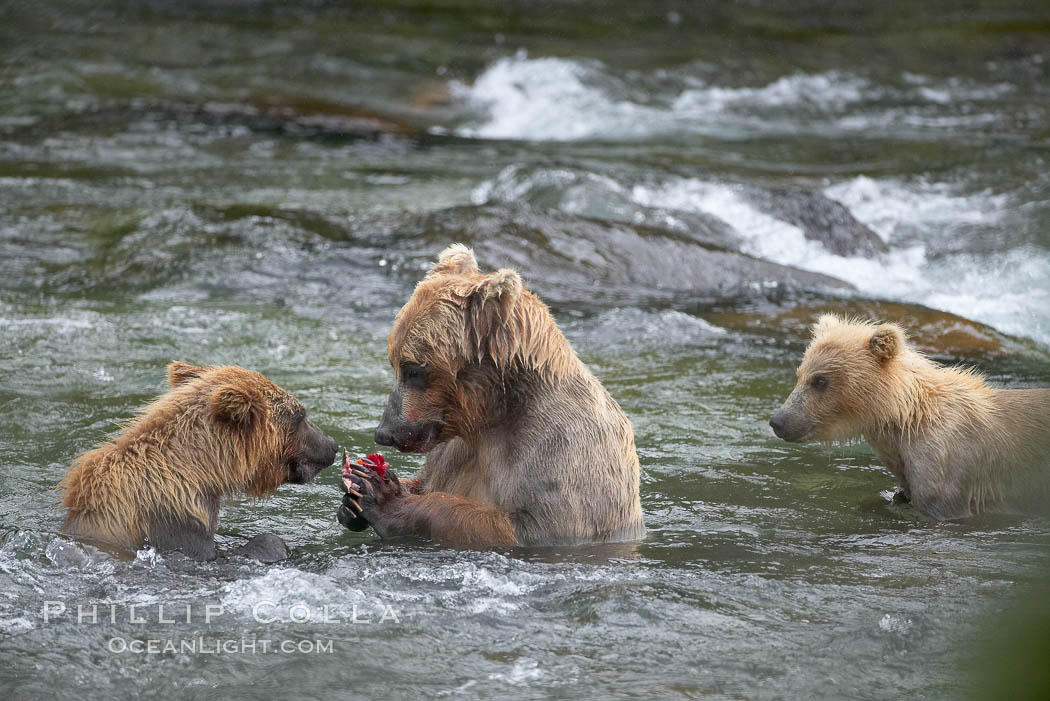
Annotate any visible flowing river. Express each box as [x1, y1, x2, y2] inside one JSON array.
[[2, 1, 1049, 698]]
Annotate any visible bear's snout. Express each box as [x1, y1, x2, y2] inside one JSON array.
[[375, 385, 443, 453], [769, 406, 813, 442], [375, 417, 442, 453], [375, 424, 395, 447], [286, 420, 338, 483], [322, 434, 338, 460], [375, 386, 404, 448]]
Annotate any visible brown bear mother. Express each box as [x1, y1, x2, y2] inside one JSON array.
[[339, 244, 645, 546], [60, 362, 338, 561], [770, 314, 1050, 520]]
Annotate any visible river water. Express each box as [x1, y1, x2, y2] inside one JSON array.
[[2, 2, 1050, 699]]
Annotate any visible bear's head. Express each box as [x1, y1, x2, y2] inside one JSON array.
[[167, 361, 338, 495], [374, 244, 540, 453], [769, 315, 906, 443]]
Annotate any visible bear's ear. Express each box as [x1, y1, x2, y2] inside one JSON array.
[[429, 243, 479, 277], [210, 384, 264, 427], [869, 324, 904, 362], [168, 361, 205, 387], [465, 268, 523, 365]]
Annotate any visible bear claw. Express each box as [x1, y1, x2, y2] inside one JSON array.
[[348, 468, 404, 523]]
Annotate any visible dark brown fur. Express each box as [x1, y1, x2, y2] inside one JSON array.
[[60, 362, 337, 559]]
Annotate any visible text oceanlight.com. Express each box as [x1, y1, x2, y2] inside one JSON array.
[[107, 637, 334, 654]]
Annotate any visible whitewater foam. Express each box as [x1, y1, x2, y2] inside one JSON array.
[[464, 154, 1049, 347], [671, 71, 871, 113], [221, 568, 373, 619], [451, 51, 664, 141], [631, 175, 1049, 348], [451, 53, 1017, 142], [488, 658, 544, 685], [631, 177, 926, 291], [824, 176, 1009, 243]]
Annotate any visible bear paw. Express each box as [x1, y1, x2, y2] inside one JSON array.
[[347, 467, 405, 528], [338, 491, 371, 532]]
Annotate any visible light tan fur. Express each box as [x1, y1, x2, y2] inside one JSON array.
[[773, 315, 1050, 519], [59, 363, 317, 552]]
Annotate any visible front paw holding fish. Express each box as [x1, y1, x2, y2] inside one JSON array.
[[350, 468, 406, 530], [338, 451, 404, 533]]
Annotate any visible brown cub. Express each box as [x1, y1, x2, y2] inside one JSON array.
[[770, 314, 1050, 520], [339, 244, 645, 546], [60, 362, 338, 561]]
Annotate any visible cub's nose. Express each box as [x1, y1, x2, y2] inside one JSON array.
[[769, 413, 786, 437]]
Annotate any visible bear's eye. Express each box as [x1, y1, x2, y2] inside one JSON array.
[[402, 363, 427, 388], [811, 375, 829, 391]]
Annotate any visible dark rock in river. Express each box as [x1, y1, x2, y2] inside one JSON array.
[[36, 201, 856, 312], [16, 99, 417, 143], [742, 187, 888, 258], [399, 204, 853, 305]]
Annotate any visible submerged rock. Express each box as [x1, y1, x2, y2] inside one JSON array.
[[742, 187, 888, 258], [18, 99, 417, 143], [469, 165, 887, 260], [401, 204, 853, 305]]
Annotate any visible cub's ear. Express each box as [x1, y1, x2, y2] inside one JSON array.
[[429, 243, 479, 277], [465, 268, 523, 365], [869, 323, 905, 362], [168, 361, 205, 387], [210, 384, 264, 427]]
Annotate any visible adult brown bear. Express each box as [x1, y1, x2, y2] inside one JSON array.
[[60, 362, 338, 561], [339, 245, 645, 546]]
